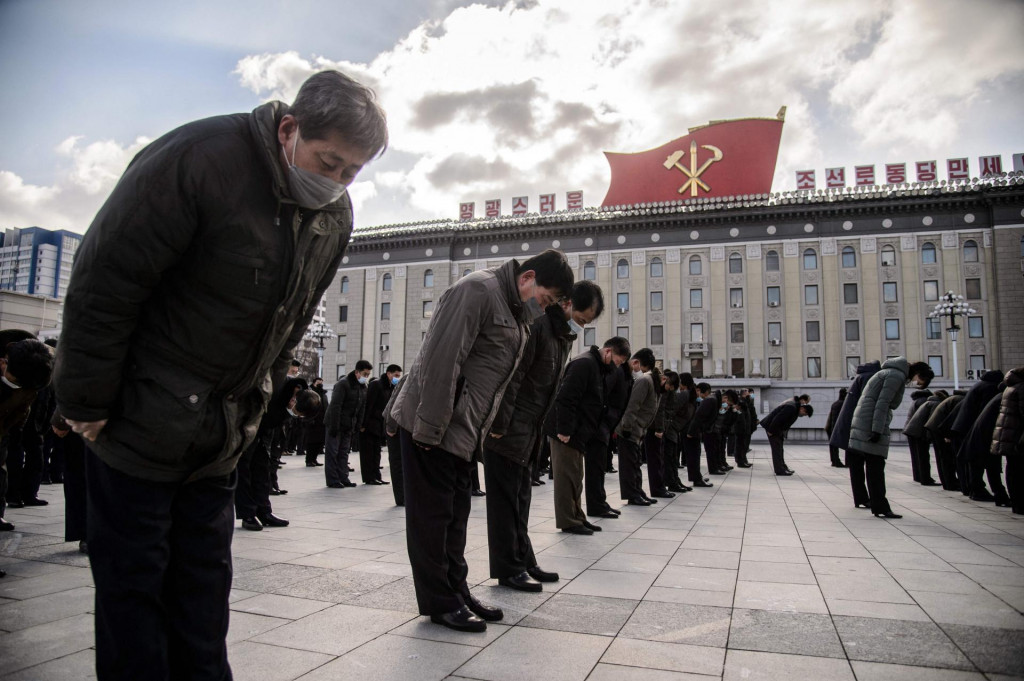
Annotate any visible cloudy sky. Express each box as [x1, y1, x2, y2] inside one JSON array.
[[1, 0, 1021, 234]]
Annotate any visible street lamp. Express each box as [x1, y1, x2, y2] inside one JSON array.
[[304, 315, 335, 379], [927, 291, 976, 390]]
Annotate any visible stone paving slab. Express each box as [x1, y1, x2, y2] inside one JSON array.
[[1, 443, 1023, 679]]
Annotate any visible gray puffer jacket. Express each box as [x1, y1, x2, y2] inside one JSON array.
[[848, 357, 910, 458], [387, 259, 529, 461]]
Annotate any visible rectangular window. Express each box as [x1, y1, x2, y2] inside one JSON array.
[[928, 355, 943, 377], [380, 333, 389, 349], [885, 318, 900, 340], [690, 323, 704, 343], [968, 316, 983, 338], [617, 326, 629, 339], [650, 291, 663, 311], [337, 335, 347, 352], [617, 292, 629, 312], [843, 283, 858, 304], [339, 305, 348, 322], [731, 358, 745, 378], [768, 322, 782, 343], [731, 323, 744, 343], [690, 289, 703, 308], [926, 318, 942, 339], [380, 302, 391, 320], [767, 286, 781, 306], [584, 327, 596, 346], [651, 325, 664, 345], [966, 278, 982, 300], [845, 320, 860, 341], [969, 355, 986, 375], [690, 358, 704, 378], [807, 357, 822, 378], [423, 300, 434, 318], [883, 282, 898, 302], [804, 285, 819, 306], [806, 321, 820, 342], [768, 357, 783, 378], [846, 356, 860, 379], [336, 364, 346, 379], [924, 280, 939, 301], [730, 288, 743, 308]]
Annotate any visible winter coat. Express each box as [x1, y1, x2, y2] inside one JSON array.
[[655, 390, 695, 443], [687, 394, 719, 439], [731, 403, 751, 437], [904, 392, 946, 441], [488, 306, 576, 463], [53, 102, 352, 483], [597, 363, 629, 444], [992, 368, 1024, 457], [615, 373, 660, 444], [388, 259, 529, 461], [327, 372, 367, 437], [829, 360, 882, 451], [825, 398, 844, 437], [951, 370, 1004, 438], [713, 404, 737, 436], [362, 374, 396, 439], [964, 392, 1004, 464], [303, 384, 328, 447], [760, 401, 800, 439], [540, 345, 606, 456], [903, 390, 933, 431], [926, 394, 965, 442], [848, 357, 910, 458], [743, 395, 758, 433]]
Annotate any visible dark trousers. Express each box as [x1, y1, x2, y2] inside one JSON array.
[[15, 429, 44, 503], [662, 438, 684, 489], [645, 431, 666, 495], [234, 437, 272, 520], [829, 445, 844, 466], [703, 433, 723, 472], [400, 428, 472, 616], [909, 437, 933, 483], [86, 453, 234, 681], [1006, 458, 1024, 514], [683, 435, 703, 483], [954, 436, 971, 495], [935, 439, 959, 491], [907, 436, 921, 481], [732, 432, 751, 466], [584, 438, 610, 513], [0, 436, 9, 517], [846, 449, 870, 506], [42, 429, 62, 483], [483, 450, 536, 578], [847, 449, 892, 513], [359, 433, 383, 483], [387, 432, 404, 505], [971, 453, 1009, 499], [61, 435, 88, 542], [767, 434, 789, 474], [304, 437, 324, 466], [617, 437, 644, 500], [324, 430, 353, 485]]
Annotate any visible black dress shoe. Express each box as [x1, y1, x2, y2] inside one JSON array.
[[710, 469, 727, 475], [241, 517, 263, 531], [582, 520, 602, 532], [342, 480, 357, 487], [721, 465, 734, 471], [642, 496, 658, 504], [562, 524, 594, 535], [464, 593, 503, 621], [921, 480, 939, 486], [591, 511, 619, 519], [498, 570, 543, 592], [875, 511, 902, 519], [528, 566, 559, 582], [6, 500, 24, 509], [531, 480, 541, 486], [0, 518, 14, 532], [306, 462, 318, 467], [995, 498, 1012, 507], [348, 466, 355, 472], [23, 498, 49, 506], [607, 508, 621, 515], [607, 467, 617, 474], [738, 463, 753, 468], [365, 480, 388, 485], [269, 488, 288, 495], [627, 497, 651, 506], [692, 481, 713, 488], [327, 482, 344, 488], [971, 490, 996, 502], [855, 502, 871, 509], [651, 491, 675, 499], [777, 470, 794, 476], [258, 513, 290, 527], [431, 606, 486, 632], [471, 489, 486, 497]]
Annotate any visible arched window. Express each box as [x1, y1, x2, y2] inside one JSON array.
[[803, 248, 818, 270], [921, 242, 937, 264], [463, 268, 472, 277], [649, 257, 663, 278], [728, 252, 743, 274], [963, 240, 978, 263], [423, 269, 434, 288], [617, 259, 629, 278], [689, 255, 702, 275], [765, 250, 780, 271], [842, 246, 857, 268], [381, 273, 392, 291], [340, 276, 349, 293], [583, 260, 596, 281], [881, 245, 896, 266]]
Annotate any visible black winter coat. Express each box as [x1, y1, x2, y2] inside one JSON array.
[[761, 401, 800, 439], [654, 391, 694, 443], [905, 393, 945, 441], [598, 363, 629, 445], [327, 372, 367, 437], [964, 392, 1004, 464], [362, 374, 396, 438], [992, 368, 1024, 457], [903, 390, 933, 431], [303, 384, 328, 447], [926, 394, 965, 441], [825, 398, 844, 437], [542, 345, 606, 454], [829, 360, 882, 451], [951, 370, 1004, 439], [687, 395, 719, 438]]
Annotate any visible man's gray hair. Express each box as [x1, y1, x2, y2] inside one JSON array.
[[289, 70, 388, 159]]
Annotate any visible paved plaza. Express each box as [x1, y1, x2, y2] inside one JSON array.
[[1, 443, 1023, 680]]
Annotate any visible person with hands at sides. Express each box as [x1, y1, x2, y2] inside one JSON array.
[[615, 348, 665, 506], [760, 397, 815, 476], [325, 360, 372, 488]]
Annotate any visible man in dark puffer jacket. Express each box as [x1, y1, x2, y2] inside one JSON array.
[[992, 367, 1024, 514]]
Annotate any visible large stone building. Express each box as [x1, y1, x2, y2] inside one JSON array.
[[0, 226, 82, 299], [322, 173, 1023, 437]]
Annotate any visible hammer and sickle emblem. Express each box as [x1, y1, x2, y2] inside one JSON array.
[[663, 141, 724, 197]]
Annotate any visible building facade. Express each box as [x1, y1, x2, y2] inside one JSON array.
[[0, 227, 82, 299], [323, 175, 1024, 436]]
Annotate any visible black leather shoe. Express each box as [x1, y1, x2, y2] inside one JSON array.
[[651, 491, 675, 499], [465, 593, 503, 621], [431, 606, 486, 632], [365, 480, 389, 485], [582, 520, 602, 532], [241, 517, 263, 531], [0, 518, 14, 532], [738, 463, 753, 468], [531, 480, 541, 486], [528, 566, 559, 582], [607, 467, 617, 473], [875, 511, 902, 519], [327, 482, 344, 488], [562, 524, 594, 535], [971, 490, 996, 502], [710, 469, 727, 475], [471, 489, 486, 497], [627, 497, 651, 506], [642, 496, 658, 504], [777, 470, 794, 476], [23, 498, 49, 506], [348, 466, 355, 472], [608, 508, 621, 515], [996, 498, 1012, 507], [498, 570, 542, 592], [6, 500, 24, 509], [342, 480, 357, 487], [721, 465, 734, 471], [258, 513, 290, 527], [692, 481, 713, 488], [306, 462, 318, 467], [269, 488, 288, 495], [855, 502, 871, 509], [921, 480, 939, 486], [591, 511, 619, 519]]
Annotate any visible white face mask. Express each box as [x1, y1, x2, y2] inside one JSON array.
[[1, 375, 20, 390], [632, 370, 643, 380], [567, 318, 583, 336], [285, 130, 348, 209], [358, 375, 368, 385]]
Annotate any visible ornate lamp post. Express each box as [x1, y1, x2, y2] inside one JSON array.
[[304, 315, 335, 379], [928, 291, 976, 391]]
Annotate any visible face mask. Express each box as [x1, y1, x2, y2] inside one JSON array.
[[525, 298, 544, 321], [568, 319, 583, 336], [632, 370, 643, 380], [696, 397, 703, 403], [719, 406, 728, 414], [285, 130, 347, 209], [287, 407, 299, 418], [391, 376, 400, 386], [1, 376, 20, 390], [358, 376, 368, 385]]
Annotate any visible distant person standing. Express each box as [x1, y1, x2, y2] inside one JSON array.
[[615, 348, 664, 506], [825, 388, 848, 467], [303, 377, 328, 467], [360, 364, 402, 485], [325, 360, 372, 488]]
